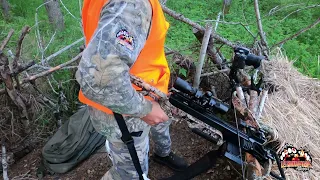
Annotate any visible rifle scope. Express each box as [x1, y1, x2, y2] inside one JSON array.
[[173, 77, 229, 113]]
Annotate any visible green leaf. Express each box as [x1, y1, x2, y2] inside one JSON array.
[[179, 68, 187, 77]]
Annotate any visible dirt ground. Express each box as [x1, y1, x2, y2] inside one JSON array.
[[7, 119, 242, 180]]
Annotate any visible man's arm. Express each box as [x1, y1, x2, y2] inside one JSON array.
[[76, 0, 153, 117]]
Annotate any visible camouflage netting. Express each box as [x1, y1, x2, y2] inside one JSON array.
[[261, 49, 320, 180]]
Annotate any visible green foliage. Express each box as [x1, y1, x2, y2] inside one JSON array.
[[0, 0, 83, 119], [178, 68, 188, 77], [165, 0, 320, 78], [0, 0, 319, 80]]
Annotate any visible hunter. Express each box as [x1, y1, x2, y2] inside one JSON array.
[[76, 0, 188, 179]]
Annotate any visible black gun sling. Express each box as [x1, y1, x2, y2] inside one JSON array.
[[113, 112, 145, 180]]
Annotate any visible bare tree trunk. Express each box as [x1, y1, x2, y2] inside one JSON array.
[[0, 0, 10, 19], [44, 0, 65, 31]]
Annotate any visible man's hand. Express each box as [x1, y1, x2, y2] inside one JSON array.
[[141, 101, 169, 126]]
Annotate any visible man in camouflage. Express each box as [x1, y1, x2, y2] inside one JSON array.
[[76, 0, 188, 179]]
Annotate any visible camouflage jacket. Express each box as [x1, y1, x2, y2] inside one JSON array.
[[76, 0, 153, 118]]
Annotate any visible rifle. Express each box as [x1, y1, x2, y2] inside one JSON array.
[[131, 47, 286, 180]]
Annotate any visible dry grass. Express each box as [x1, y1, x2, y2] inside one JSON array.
[[261, 48, 320, 180]]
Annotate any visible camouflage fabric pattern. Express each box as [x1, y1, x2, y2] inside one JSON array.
[[76, 0, 172, 179], [75, 0, 153, 118], [89, 106, 172, 180]]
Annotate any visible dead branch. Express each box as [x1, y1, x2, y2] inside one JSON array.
[[161, 4, 236, 48], [193, 29, 224, 67], [23, 52, 82, 83], [201, 20, 256, 39], [257, 89, 268, 120], [2, 138, 9, 180], [13, 26, 31, 69], [200, 69, 229, 77], [272, 17, 320, 48], [249, 90, 259, 119], [13, 61, 36, 75], [214, 12, 222, 32], [0, 53, 82, 95], [44, 37, 84, 64], [0, 29, 14, 51], [0, 52, 30, 129], [267, 3, 305, 17], [280, 4, 320, 22], [193, 23, 213, 88], [235, 86, 246, 107], [254, 0, 269, 55], [12, 26, 31, 90]]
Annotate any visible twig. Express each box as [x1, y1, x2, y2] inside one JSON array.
[[23, 52, 82, 83], [12, 26, 31, 90], [12, 61, 36, 75], [161, 5, 235, 48], [199, 20, 255, 39], [318, 55, 320, 76], [200, 69, 229, 77], [242, 0, 249, 25], [267, 3, 305, 17], [78, 0, 82, 17], [254, 0, 269, 53], [13, 26, 31, 69], [193, 23, 213, 88], [43, 30, 56, 53], [44, 37, 84, 63], [257, 89, 268, 120], [59, 0, 81, 22], [2, 138, 9, 180], [0, 29, 14, 51], [280, 4, 320, 22], [235, 86, 246, 107], [0, 53, 82, 95], [47, 76, 59, 95], [35, 1, 52, 63], [214, 12, 221, 32], [272, 17, 320, 48]]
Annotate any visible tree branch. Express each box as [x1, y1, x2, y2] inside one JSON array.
[[13, 26, 30, 69], [0, 53, 82, 95], [44, 37, 84, 64], [22, 52, 82, 83], [254, 0, 269, 54], [0, 29, 14, 51], [12, 26, 31, 90], [161, 5, 236, 48], [193, 23, 213, 88], [280, 4, 320, 22], [272, 17, 320, 48]]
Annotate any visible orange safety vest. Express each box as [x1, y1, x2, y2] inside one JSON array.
[[79, 0, 170, 114]]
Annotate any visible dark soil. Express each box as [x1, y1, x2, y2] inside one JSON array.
[[6, 119, 242, 180]]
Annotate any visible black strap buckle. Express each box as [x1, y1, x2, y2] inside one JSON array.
[[121, 136, 134, 145]]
